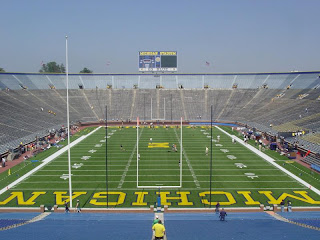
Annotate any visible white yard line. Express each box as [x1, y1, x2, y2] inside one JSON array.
[[0, 127, 102, 195], [25, 174, 288, 178], [22, 180, 297, 184], [174, 128, 201, 188], [117, 128, 144, 189], [216, 126, 320, 196]]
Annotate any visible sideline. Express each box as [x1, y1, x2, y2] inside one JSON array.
[[0, 127, 102, 195], [215, 126, 320, 196]]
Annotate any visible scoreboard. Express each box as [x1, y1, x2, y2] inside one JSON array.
[[139, 51, 177, 72]]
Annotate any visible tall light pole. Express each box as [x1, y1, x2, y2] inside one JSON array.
[[66, 36, 73, 207]]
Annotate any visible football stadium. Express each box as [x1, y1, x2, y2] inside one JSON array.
[[1, 1, 320, 239], [0, 71, 320, 239]]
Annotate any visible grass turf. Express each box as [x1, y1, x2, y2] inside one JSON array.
[[0, 125, 319, 209]]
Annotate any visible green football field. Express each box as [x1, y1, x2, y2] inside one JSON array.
[[1, 125, 320, 209]]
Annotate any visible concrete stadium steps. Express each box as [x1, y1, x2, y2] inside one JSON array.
[[302, 133, 320, 145], [0, 86, 319, 154]]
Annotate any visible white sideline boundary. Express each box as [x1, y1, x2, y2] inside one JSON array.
[[215, 126, 320, 196], [0, 126, 102, 195]]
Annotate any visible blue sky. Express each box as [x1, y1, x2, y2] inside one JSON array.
[[1, 0, 319, 73]]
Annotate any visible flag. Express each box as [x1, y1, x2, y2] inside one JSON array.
[[8, 169, 11, 176], [305, 150, 311, 158], [205, 61, 210, 66]]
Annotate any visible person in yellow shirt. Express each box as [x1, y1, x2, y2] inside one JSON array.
[[152, 219, 166, 239]]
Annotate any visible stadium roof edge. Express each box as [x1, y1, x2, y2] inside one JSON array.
[[0, 71, 319, 76]]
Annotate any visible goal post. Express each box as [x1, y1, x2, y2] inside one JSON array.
[[136, 117, 183, 189]]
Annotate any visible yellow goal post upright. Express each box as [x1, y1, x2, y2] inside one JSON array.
[[136, 117, 183, 189]]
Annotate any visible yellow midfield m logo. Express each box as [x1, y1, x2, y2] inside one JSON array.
[[148, 142, 169, 148]]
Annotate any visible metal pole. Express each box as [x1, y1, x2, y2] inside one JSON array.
[[180, 117, 183, 187], [171, 94, 173, 123], [209, 105, 213, 207], [66, 36, 73, 208], [164, 98, 166, 120], [106, 105, 108, 208], [137, 117, 139, 187], [144, 94, 146, 122]]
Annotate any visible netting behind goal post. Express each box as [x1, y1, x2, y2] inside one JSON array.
[[136, 117, 183, 189]]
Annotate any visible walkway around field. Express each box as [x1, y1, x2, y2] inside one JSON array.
[[1, 211, 320, 240]]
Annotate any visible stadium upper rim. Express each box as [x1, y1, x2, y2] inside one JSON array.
[[0, 70, 320, 76]]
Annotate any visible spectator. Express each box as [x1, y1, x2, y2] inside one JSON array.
[[280, 200, 285, 212], [219, 208, 227, 221], [153, 215, 159, 226], [287, 200, 292, 212], [1, 157, 6, 168], [75, 199, 81, 213], [64, 201, 69, 213], [152, 219, 166, 240], [215, 202, 220, 214]]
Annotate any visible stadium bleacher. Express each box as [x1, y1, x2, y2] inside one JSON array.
[[0, 72, 319, 155]]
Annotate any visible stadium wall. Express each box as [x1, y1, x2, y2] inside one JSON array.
[[0, 71, 319, 90]]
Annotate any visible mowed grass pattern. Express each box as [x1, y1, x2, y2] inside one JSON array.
[[1, 126, 320, 208]]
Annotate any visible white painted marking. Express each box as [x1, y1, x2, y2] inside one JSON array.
[[60, 174, 73, 180], [227, 155, 237, 160], [95, 144, 102, 147], [220, 149, 229, 153], [0, 127, 102, 195], [174, 128, 200, 189], [235, 163, 247, 168], [81, 156, 91, 160], [245, 173, 259, 179], [215, 126, 320, 196], [215, 144, 223, 147], [88, 149, 97, 153], [117, 128, 144, 189], [72, 163, 83, 169], [100, 139, 106, 142]]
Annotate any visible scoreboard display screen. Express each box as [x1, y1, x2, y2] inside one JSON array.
[[139, 51, 177, 72]]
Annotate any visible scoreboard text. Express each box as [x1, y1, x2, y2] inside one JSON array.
[[139, 51, 177, 72]]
